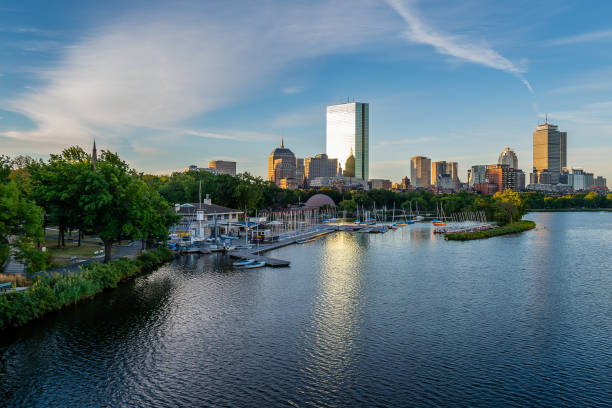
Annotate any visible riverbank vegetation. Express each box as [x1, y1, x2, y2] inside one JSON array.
[[2, 146, 610, 273], [0, 247, 174, 330], [445, 220, 536, 241]]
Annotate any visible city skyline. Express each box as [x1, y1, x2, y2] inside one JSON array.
[[1, 1, 612, 182]]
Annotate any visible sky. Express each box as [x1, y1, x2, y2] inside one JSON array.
[[1, 0, 612, 183]]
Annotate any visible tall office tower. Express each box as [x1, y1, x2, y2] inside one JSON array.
[[468, 165, 487, 187], [432, 161, 447, 185], [498, 148, 518, 169], [268, 137, 297, 188], [533, 119, 567, 184], [448, 161, 459, 184], [208, 160, 236, 176], [432, 161, 459, 186], [304, 154, 338, 180], [326, 101, 369, 180], [410, 156, 431, 188]]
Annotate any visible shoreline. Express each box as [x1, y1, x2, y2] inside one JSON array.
[[0, 247, 175, 331], [445, 220, 536, 241], [528, 208, 612, 212]]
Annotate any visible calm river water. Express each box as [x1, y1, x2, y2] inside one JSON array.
[[1, 212, 611, 407]]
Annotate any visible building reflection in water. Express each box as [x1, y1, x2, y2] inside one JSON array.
[[298, 232, 366, 398]]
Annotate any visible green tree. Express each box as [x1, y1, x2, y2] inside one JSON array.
[[493, 190, 525, 224], [0, 181, 46, 272]]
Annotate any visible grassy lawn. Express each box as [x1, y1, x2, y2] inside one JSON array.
[[44, 237, 113, 266], [445, 220, 536, 241]]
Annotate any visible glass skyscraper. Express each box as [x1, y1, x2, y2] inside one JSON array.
[[326, 102, 369, 180]]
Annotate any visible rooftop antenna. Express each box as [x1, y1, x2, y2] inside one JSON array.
[[545, 113, 548, 124]]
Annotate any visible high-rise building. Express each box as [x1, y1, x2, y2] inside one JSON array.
[[486, 164, 516, 193], [268, 137, 297, 189], [498, 147, 518, 169], [410, 156, 431, 188], [448, 161, 459, 184], [326, 101, 369, 180], [295, 158, 305, 185], [432, 161, 447, 186], [468, 165, 487, 187], [208, 160, 236, 176], [594, 176, 607, 187], [304, 154, 338, 180], [515, 169, 526, 191], [432, 160, 459, 188], [533, 120, 567, 184], [401, 176, 410, 190]]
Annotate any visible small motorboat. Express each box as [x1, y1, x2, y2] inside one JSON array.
[[237, 261, 266, 269], [233, 258, 256, 267]]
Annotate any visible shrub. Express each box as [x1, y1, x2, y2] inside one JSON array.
[[445, 221, 535, 241], [0, 247, 174, 330]]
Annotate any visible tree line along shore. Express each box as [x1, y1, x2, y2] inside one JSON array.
[[3, 146, 611, 275]]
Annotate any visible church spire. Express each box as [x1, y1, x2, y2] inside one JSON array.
[[92, 139, 97, 170]]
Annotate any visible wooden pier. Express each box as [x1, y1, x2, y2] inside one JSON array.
[[229, 229, 334, 267]]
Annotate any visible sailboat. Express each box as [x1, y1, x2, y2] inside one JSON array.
[[433, 203, 446, 226]]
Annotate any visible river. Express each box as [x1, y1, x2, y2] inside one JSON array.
[[1, 212, 611, 407]]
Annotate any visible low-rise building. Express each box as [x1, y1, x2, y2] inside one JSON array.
[[474, 182, 498, 195], [309, 176, 368, 191], [173, 198, 242, 238], [368, 179, 392, 190], [208, 160, 236, 176], [186, 165, 219, 175]]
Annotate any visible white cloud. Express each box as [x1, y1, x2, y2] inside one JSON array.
[[184, 128, 279, 142], [282, 86, 303, 95], [386, 0, 533, 93], [549, 29, 612, 46], [1, 1, 394, 148]]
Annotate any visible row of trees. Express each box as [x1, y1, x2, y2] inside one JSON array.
[[1, 147, 179, 269], [149, 171, 529, 225], [3, 146, 608, 272]]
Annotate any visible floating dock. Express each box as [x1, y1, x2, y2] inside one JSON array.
[[229, 229, 334, 267]]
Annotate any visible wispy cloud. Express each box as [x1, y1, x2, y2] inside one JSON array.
[[1, 0, 393, 149], [184, 129, 279, 142], [549, 29, 612, 46], [282, 86, 303, 95], [385, 0, 533, 93], [550, 101, 612, 125]]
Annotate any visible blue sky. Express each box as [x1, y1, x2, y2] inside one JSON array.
[[1, 0, 612, 183]]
